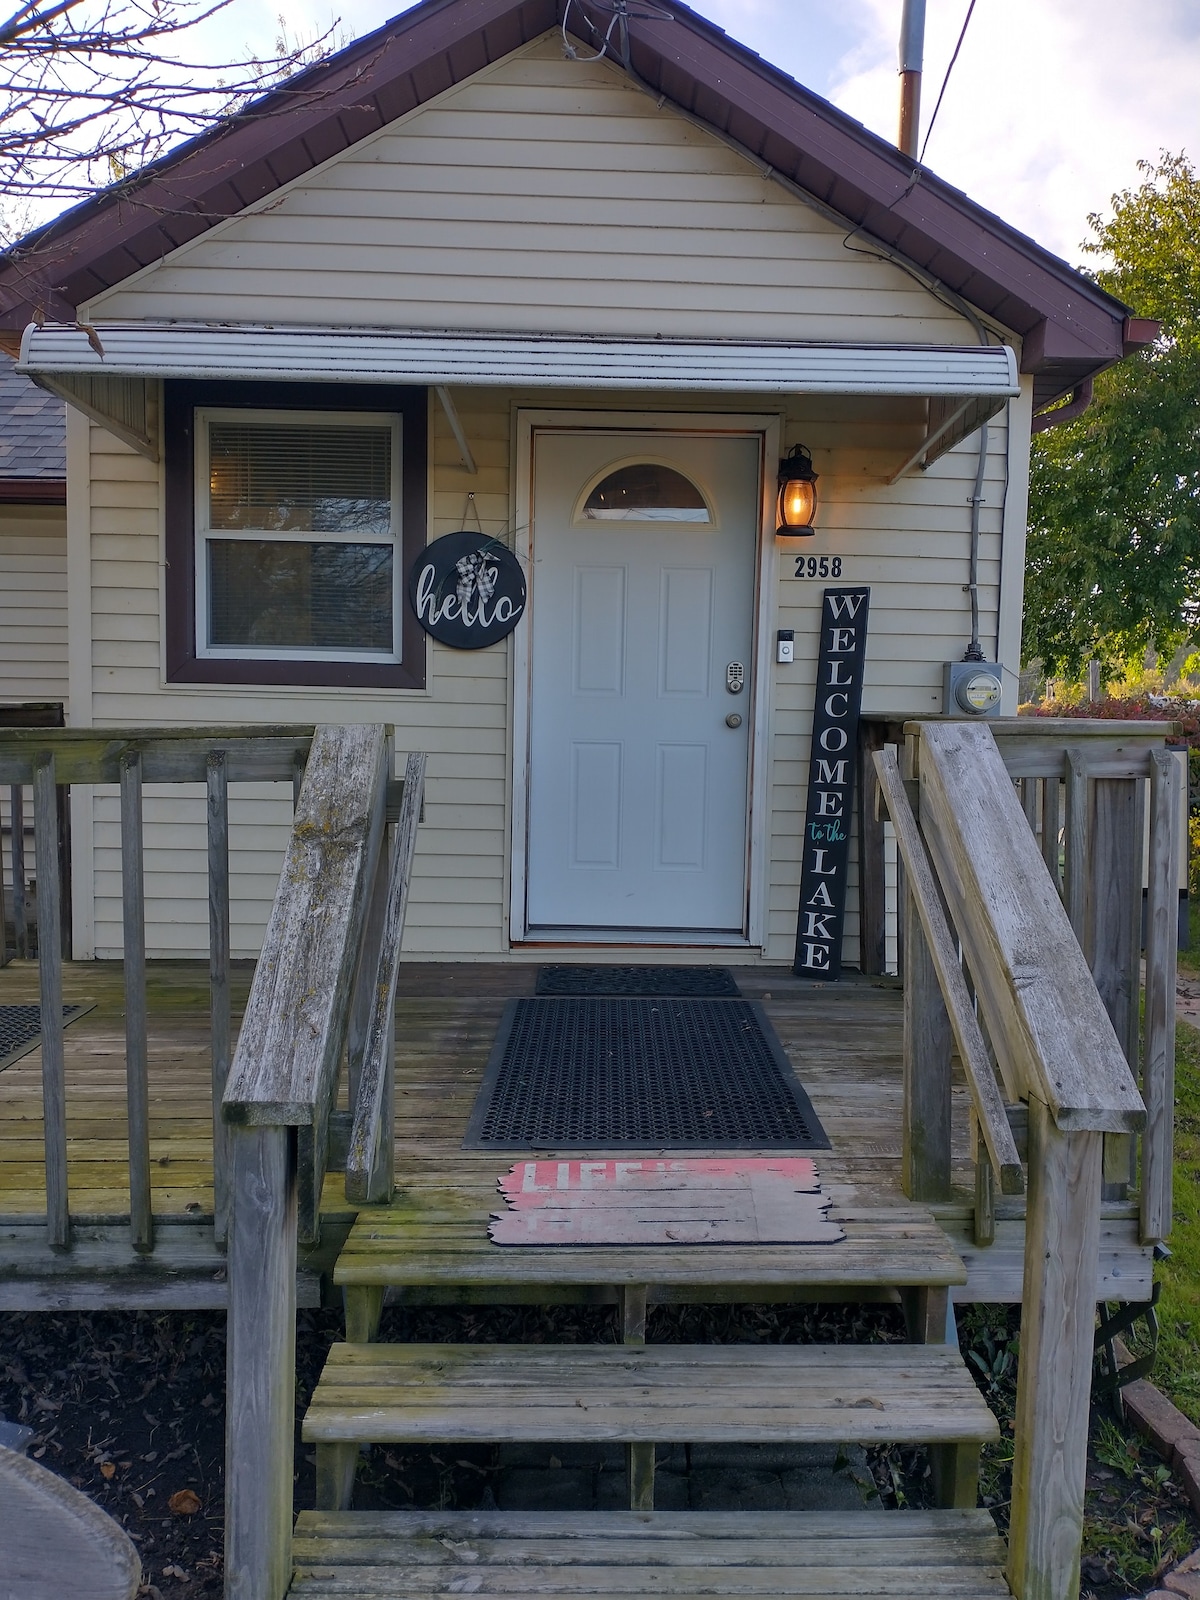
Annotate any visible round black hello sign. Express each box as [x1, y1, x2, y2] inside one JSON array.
[[408, 532, 526, 650]]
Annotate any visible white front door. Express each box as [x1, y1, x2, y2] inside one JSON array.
[[525, 428, 761, 935]]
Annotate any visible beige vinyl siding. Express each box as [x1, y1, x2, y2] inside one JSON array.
[[88, 34, 974, 348], [0, 503, 68, 703], [84, 392, 512, 960], [82, 377, 1012, 963], [763, 402, 1011, 962], [0, 502, 67, 928]]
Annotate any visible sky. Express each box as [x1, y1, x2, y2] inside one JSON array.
[[200, 0, 1200, 269]]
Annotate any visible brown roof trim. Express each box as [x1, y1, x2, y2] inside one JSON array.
[[0, 476, 66, 504], [0, 0, 1134, 409]]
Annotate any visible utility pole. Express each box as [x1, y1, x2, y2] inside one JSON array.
[[898, 0, 926, 158]]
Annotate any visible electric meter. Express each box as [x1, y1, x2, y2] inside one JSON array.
[[943, 661, 1003, 717]]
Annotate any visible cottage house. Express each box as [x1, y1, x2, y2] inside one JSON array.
[[0, 0, 1148, 969], [0, 7, 1173, 1600]]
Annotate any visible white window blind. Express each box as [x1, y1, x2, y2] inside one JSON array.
[[196, 409, 402, 662]]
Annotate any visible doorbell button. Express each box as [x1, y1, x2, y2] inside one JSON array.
[[776, 629, 795, 665]]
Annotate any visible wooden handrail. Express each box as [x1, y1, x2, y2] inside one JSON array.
[[898, 719, 1159, 1600], [914, 721, 1145, 1134], [223, 723, 389, 1130], [873, 747, 1022, 1193], [0, 725, 314, 784], [346, 751, 427, 1205], [220, 724, 432, 1600]]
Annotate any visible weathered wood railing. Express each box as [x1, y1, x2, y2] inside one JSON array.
[[876, 718, 1179, 1600], [220, 725, 425, 1600], [0, 724, 316, 1251]]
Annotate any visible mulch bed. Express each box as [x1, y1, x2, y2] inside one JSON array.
[[1, 1299, 1194, 1599]]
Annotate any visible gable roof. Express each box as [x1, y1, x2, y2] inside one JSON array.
[[0, 354, 66, 502], [0, 0, 1147, 410]]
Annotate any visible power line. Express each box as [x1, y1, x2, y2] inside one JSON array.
[[919, 0, 978, 165]]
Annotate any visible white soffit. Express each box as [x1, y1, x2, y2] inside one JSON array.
[[19, 324, 1020, 398]]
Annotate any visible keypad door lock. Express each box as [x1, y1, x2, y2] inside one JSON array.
[[726, 662, 745, 694]]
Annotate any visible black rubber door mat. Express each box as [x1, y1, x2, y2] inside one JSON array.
[[536, 965, 741, 998], [463, 997, 829, 1151], [0, 1003, 93, 1071]]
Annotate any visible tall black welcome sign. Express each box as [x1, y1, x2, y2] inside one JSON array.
[[793, 587, 871, 978]]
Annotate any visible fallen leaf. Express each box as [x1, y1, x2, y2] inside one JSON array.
[[100, 1461, 117, 1480], [168, 1488, 202, 1515]]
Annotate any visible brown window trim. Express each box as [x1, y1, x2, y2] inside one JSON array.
[[164, 379, 427, 689]]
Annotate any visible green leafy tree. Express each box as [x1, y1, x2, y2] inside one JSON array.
[[1023, 153, 1200, 678]]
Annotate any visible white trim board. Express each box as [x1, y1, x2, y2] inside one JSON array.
[[509, 408, 780, 952]]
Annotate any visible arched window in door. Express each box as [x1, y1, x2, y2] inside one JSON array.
[[580, 462, 712, 522]]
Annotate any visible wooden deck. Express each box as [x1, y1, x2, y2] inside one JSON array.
[[0, 959, 1152, 1308]]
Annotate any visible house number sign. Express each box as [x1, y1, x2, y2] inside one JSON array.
[[408, 532, 527, 650], [793, 586, 871, 979]]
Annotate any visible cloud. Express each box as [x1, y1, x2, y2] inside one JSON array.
[[828, 0, 1200, 264]]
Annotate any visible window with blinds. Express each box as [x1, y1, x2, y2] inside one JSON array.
[[195, 409, 402, 661]]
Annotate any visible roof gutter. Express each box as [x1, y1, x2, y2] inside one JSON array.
[[1031, 378, 1092, 435], [1030, 315, 1159, 434]]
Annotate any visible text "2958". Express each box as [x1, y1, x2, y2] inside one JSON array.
[[793, 556, 843, 579]]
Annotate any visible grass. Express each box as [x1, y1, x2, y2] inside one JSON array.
[[1149, 1012, 1200, 1423], [1177, 896, 1200, 978]]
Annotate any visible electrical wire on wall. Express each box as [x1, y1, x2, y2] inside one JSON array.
[[561, 0, 674, 66]]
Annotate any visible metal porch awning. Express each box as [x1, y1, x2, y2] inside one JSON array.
[[18, 322, 1019, 465]]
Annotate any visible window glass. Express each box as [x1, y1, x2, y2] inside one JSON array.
[[582, 463, 710, 522], [197, 409, 400, 662], [208, 540, 393, 651], [208, 421, 392, 535]]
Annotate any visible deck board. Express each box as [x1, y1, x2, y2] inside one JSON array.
[[0, 959, 1152, 1304]]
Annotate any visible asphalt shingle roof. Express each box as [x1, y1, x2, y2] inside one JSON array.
[[0, 354, 65, 481]]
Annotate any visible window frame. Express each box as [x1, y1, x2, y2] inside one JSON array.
[[165, 380, 427, 689]]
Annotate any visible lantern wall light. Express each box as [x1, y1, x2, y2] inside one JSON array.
[[776, 443, 819, 536]]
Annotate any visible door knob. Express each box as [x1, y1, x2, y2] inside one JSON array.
[[725, 713, 743, 729]]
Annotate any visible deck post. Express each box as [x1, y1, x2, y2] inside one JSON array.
[[1040, 778, 1061, 888], [207, 752, 232, 1246], [1141, 749, 1180, 1243], [224, 1123, 297, 1600], [902, 881, 952, 1201], [120, 750, 153, 1254], [1063, 749, 1088, 939], [11, 784, 27, 957], [857, 721, 889, 975], [33, 753, 69, 1250], [1007, 1096, 1103, 1600]]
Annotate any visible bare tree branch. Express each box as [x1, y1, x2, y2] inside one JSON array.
[[0, 0, 345, 247]]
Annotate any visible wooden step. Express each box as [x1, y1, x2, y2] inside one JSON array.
[[334, 1186, 969, 1297], [289, 1507, 1013, 1598], [305, 1341, 997, 1448]]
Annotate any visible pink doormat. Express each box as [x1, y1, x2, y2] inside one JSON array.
[[488, 1157, 845, 1246]]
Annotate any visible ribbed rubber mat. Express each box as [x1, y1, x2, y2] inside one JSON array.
[[536, 965, 740, 998], [0, 1003, 89, 1070], [464, 997, 828, 1150]]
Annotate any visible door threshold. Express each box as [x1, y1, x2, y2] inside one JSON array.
[[520, 927, 752, 948]]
